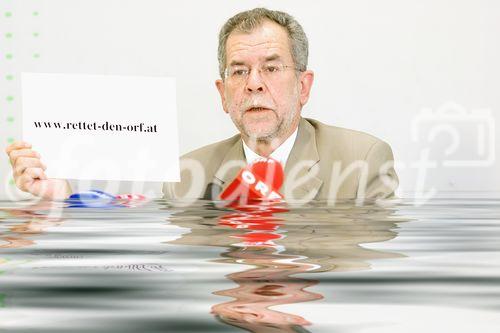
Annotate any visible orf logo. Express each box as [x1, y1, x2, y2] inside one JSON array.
[[220, 158, 284, 202]]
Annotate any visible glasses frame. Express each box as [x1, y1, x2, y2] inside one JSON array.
[[223, 63, 304, 83]]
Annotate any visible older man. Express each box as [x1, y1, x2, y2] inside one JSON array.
[[162, 8, 398, 201], [6, 8, 398, 202]]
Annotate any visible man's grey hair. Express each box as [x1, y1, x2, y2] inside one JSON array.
[[217, 8, 309, 79]]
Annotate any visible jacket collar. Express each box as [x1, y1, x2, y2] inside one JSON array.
[[213, 138, 246, 186], [282, 118, 323, 201]]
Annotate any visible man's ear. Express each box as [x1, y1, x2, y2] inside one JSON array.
[[299, 70, 314, 107], [215, 79, 228, 114]]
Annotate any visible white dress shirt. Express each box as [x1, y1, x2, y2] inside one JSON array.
[[242, 127, 298, 168]]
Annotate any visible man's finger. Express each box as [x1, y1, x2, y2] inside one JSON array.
[[8, 149, 41, 166], [15, 167, 47, 192], [22, 168, 49, 197], [15, 173, 31, 192], [14, 157, 47, 176], [5, 141, 32, 154], [24, 167, 47, 180]]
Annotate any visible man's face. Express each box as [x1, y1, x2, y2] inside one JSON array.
[[216, 20, 313, 142]]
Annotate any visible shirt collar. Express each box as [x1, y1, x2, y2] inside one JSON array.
[[242, 127, 299, 168]]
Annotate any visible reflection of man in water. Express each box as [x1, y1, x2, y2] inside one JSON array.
[[6, 7, 398, 202], [168, 202, 406, 332], [212, 247, 322, 333]]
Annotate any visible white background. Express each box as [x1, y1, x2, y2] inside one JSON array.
[[1, 0, 499, 199]]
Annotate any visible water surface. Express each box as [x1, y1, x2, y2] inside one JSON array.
[[1, 198, 499, 332]]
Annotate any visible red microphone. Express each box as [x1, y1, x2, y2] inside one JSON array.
[[219, 158, 284, 202]]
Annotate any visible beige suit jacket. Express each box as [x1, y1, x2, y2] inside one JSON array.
[[162, 117, 398, 201]]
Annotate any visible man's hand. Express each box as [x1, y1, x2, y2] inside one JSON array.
[[5, 141, 72, 200]]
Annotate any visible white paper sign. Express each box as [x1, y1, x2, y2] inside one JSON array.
[[21, 72, 180, 182]]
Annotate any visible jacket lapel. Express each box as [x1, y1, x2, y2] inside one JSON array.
[[210, 138, 247, 199], [282, 118, 323, 201]]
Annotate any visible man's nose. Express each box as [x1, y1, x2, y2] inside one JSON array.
[[245, 69, 266, 93]]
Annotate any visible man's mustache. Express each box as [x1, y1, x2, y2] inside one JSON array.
[[239, 99, 275, 113]]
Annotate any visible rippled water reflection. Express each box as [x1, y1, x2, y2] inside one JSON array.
[[1, 199, 499, 332]]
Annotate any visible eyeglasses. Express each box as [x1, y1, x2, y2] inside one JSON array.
[[224, 63, 303, 84]]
